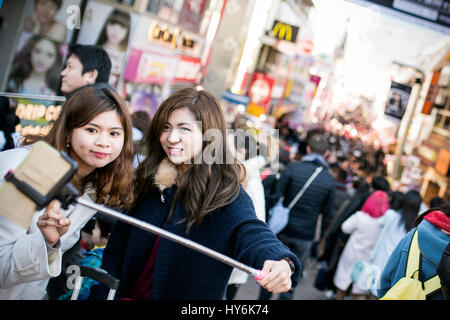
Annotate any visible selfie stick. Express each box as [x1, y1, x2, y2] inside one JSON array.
[[75, 198, 266, 280], [4, 170, 266, 280]]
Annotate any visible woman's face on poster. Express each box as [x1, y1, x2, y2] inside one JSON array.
[[30, 38, 57, 74], [106, 22, 128, 45], [34, 0, 59, 24]]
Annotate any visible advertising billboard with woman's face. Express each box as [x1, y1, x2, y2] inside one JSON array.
[[5, 0, 80, 137], [76, 0, 137, 88], [7, 0, 81, 96]]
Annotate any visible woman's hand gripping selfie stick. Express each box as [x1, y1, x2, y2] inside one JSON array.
[[1, 142, 266, 280], [76, 198, 266, 281]]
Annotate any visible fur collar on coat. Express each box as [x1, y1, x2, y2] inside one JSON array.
[[154, 158, 178, 192], [152, 157, 248, 192]]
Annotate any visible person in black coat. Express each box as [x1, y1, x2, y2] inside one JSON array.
[[0, 97, 20, 151], [260, 133, 335, 300], [437, 241, 450, 300]]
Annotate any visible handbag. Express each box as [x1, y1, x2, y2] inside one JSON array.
[[268, 166, 323, 234], [314, 261, 330, 291]]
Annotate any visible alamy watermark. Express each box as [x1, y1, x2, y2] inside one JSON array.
[[177, 125, 280, 173], [66, 5, 81, 30]]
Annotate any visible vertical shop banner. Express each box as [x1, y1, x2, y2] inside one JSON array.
[[309, 75, 321, 98], [385, 81, 412, 119], [76, 0, 137, 88], [248, 73, 275, 108], [421, 70, 440, 114], [178, 0, 210, 33]]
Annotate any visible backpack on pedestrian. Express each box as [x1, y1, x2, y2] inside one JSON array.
[[380, 230, 441, 300]]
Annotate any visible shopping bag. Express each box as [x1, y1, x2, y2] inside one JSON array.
[[268, 198, 289, 234], [314, 262, 330, 291], [350, 260, 380, 291]]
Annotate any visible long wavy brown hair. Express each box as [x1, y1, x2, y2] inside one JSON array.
[[135, 87, 244, 231], [23, 85, 134, 210]]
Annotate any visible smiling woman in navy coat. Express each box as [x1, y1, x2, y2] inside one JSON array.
[[91, 88, 301, 300]]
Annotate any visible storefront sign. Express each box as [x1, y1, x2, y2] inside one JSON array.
[[15, 103, 62, 135], [173, 55, 202, 83], [124, 49, 201, 84], [271, 20, 299, 43], [353, 0, 450, 34], [148, 21, 199, 53], [248, 73, 275, 107]]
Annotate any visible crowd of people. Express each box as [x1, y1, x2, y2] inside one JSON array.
[[0, 43, 448, 301], [260, 119, 449, 300]]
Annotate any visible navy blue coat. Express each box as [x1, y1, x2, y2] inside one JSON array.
[[91, 185, 301, 300], [273, 159, 335, 240]]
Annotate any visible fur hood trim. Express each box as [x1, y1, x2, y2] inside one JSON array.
[[153, 158, 248, 191], [154, 158, 178, 191]]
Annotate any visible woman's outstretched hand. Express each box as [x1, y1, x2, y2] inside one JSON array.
[[257, 259, 293, 293]]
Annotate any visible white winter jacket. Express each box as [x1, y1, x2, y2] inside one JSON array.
[[0, 147, 96, 299]]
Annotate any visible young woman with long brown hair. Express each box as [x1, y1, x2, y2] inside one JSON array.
[[93, 87, 301, 300], [0, 85, 134, 299]]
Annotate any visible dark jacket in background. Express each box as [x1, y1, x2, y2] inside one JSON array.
[[437, 241, 450, 300], [333, 180, 350, 214], [319, 185, 372, 264], [272, 159, 335, 240]]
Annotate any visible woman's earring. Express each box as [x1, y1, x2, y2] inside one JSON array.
[[66, 140, 70, 149]]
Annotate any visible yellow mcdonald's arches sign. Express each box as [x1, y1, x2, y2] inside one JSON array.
[[271, 20, 299, 43]]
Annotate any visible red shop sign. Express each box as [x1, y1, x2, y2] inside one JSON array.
[[173, 55, 202, 83], [248, 73, 275, 107]]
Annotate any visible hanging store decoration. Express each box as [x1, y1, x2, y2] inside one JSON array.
[[384, 81, 412, 120]]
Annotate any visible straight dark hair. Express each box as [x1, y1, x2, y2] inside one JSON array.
[[68, 45, 112, 83], [135, 88, 244, 231], [399, 190, 422, 231], [23, 86, 134, 209]]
